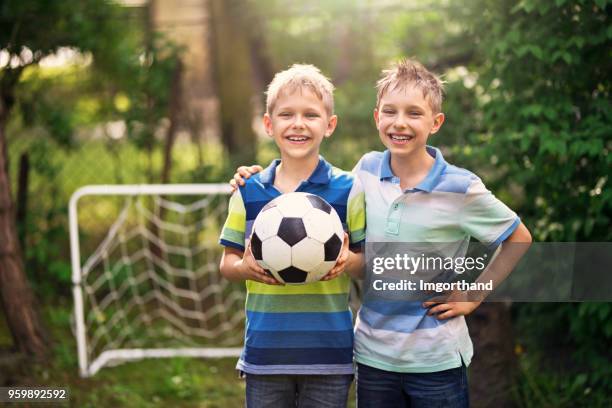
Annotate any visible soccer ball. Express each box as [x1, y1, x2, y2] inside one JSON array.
[[249, 192, 345, 284]]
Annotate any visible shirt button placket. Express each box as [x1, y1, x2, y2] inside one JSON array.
[[385, 201, 402, 236]]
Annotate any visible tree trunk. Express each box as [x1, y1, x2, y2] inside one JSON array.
[[466, 303, 517, 408], [209, 0, 257, 164], [0, 102, 49, 359], [16, 152, 29, 257], [160, 59, 183, 185], [153, 59, 184, 260], [188, 111, 205, 168]]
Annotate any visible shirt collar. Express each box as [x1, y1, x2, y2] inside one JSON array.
[[259, 156, 332, 185], [379, 146, 447, 193], [380, 150, 395, 180]]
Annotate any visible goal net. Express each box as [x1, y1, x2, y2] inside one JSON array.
[[69, 184, 244, 377]]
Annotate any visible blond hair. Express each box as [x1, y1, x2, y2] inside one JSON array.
[[266, 64, 334, 115], [376, 59, 444, 113]]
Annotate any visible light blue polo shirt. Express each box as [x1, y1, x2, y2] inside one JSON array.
[[353, 146, 519, 373]]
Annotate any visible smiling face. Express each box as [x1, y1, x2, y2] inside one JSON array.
[[263, 87, 337, 161], [374, 85, 444, 159]]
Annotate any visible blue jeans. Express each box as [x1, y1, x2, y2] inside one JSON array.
[[356, 363, 469, 408], [245, 373, 353, 408]]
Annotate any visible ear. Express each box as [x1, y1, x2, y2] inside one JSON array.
[[325, 114, 338, 138], [263, 113, 273, 137], [429, 112, 445, 135], [373, 108, 380, 129]]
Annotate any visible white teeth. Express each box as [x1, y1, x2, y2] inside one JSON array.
[[390, 134, 413, 141], [288, 137, 307, 141]]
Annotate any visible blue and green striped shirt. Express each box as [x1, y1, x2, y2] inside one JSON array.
[[219, 156, 366, 375]]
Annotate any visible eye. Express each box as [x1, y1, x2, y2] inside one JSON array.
[[409, 111, 422, 116], [382, 109, 395, 115], [278, 112, 292, 117], [305, 112, 320, 118]]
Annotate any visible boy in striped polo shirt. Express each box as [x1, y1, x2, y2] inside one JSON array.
[[219, 64, 366, 408], [352, 59, 532, 407]]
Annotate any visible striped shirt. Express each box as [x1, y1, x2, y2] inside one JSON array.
[[353, 146, 519, 373], [219, 156, 366, 375]]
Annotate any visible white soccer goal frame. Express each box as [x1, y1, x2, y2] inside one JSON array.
[[69, 184, 241, 378]]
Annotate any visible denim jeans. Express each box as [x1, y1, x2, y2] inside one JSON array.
[[356, 363, 469, 408], [245, 373, 353, 408]]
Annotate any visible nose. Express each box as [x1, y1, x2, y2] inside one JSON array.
[[394, 113, 408, 128], [292, 114, 305, 128]]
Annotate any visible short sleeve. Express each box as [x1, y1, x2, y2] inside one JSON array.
[[351, 154, 367, 173], [347, 174, 366, 248], [219, 190, 247, 251], [460, 178, 520, 247]]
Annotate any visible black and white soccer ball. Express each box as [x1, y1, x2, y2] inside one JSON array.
[[250, 192, 345, 285]]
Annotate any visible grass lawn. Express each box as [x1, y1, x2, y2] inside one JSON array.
[[29, 356, 244, 408], [1, 303, 245, 407], [1, 304, 358, 407]]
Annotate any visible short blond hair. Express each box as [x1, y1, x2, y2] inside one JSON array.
[[376, 59, 444, 113], [266, 64, 335, 115]]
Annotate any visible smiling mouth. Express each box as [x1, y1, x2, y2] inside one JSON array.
[[286, 136, 309, 142], [388, 133, 415, 142]]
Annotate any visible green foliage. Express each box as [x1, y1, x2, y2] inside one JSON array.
[[120, 37, 182, 155], [322, 81, 379, 170], [10, 137, 73, 296], [3, 0, 183, 299], [7, 136, 231, 298], [514, 353, 610, 407], [3, 0, 182, 169], [249, 0, 483, 171], [1, 0, 124, 57], [459, 0, 612, 400], [515, 302, 612, 401], [16, 72, 75, 147], [466, 0, 611, 241]]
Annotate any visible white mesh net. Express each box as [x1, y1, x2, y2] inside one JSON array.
[[70, 184, 244, 377]]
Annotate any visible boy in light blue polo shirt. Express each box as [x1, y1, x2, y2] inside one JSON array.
[[351, 59, 532, 407]]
